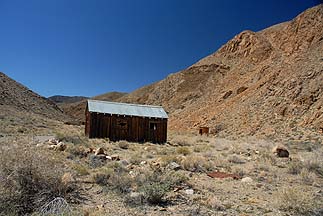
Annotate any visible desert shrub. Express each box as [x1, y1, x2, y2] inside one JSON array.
[[72, 164, 89, 176], [276, 187, 319, 215], [0, 145, 79, 215], [304, 159, 323, 176], [176, 146, 191, 155], [93, 168, 113, 186], [299, 169, 316, 185], [159, 155, 182, 166], [118, 141, 129, 149], [227, 155, 246, 164], [67, 145, 88, 159], [260, 152, 277, 165], [180, 156, 213, 172], [88, 155, 106, 168], [108, 171, 133, 194], [129, 153, 144, 165], [141, 182, 168, 205], [55, 132, 86, 145], [171, 135, 195, 146], [134, 169, 188, 205], [288, 159, 303, 175]]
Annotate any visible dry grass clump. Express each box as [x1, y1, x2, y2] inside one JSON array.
[[55, 132, 87, 145], [171, 134, 196, 146], [118, 140, 129, 149], [0, 144, 80, 215], [180, 156, 213, 172], [275, 187, 320, 215], [304, 158, 323, 177], [176, 146, 191, 155], [227, 154, 246, 164], [287, 159, 303, 175]]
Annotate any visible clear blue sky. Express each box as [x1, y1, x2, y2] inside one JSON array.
[[0, 0, 321, 97]]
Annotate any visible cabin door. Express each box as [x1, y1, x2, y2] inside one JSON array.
[[149, 121, 159, 143], [116, 118, 128, 141]]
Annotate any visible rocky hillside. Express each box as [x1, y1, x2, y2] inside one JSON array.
[[48, 95, 88, 104], [0, 72, 69, 122], [60, 91, 127, 123], [117, 4, 323, 137]]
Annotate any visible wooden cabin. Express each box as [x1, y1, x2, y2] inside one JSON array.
[[85, 100, 168, 143]]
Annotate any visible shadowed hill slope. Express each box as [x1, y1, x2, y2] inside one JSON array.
[[0, 72, 69, 122]]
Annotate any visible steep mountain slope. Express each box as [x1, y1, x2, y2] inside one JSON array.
[[0, 72, 68, 122], [117, 4, 323, 137], [59, 91, 127, 123]]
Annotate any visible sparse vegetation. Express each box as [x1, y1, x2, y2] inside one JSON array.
[[276, 187, 319, 215], [0, 145, 80, 215]]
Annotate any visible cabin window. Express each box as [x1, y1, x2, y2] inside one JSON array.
[[117, 119, 128, 129], [150, 122, 157, 130]]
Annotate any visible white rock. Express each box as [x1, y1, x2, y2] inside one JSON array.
[[185, 189, 194, 195], [241, 177, 253, 183], [140, 161, 147, 165]]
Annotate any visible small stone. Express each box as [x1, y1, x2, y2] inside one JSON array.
[[95, 147, 105, 155], [241, 177, 253, 183], [140, 161, 147, 165], [185, 189, 194, 195], [48, 138, 59, 145], [167, 162, 181, 170], [111, 154, 120, 161]]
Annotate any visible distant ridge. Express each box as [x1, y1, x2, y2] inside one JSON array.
[[49, 95, 88, 104]]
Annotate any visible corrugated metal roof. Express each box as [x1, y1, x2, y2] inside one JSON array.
[[87, 100, 168, 119]]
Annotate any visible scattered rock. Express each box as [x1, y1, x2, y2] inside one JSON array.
[[272, 145, 289, 158], [48, 138, 59, 145], [55, 142, 67, 151], [111, 154, 120, 161], [236, 86, 248, 94], [241, 177, 253, 183], [185, 189, 194, 195], [222, 90, 233, 99], [95, 147, 105, 155], [94, 155, 108, 160], [167, 162, 181, 170]]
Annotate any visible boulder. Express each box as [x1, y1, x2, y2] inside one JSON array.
[[95, 147, 105, 155], [272, 145, 289, 158]]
